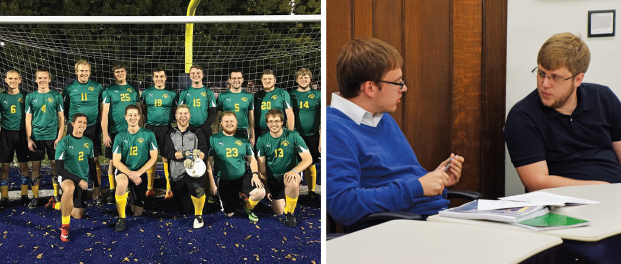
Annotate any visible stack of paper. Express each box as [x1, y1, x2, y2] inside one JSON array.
[[439, 200, 549, 223], [499, 192, 599, 206]]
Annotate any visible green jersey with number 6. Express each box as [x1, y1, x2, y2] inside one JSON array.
[[102, 84, 139, 134], [178, 86, 216, 127], [25, 91, 64, 140], [63, 80, 103, 126], [256, 129, 308, 178], [290, 89, 321, 136], [113, 128, 157, 171], [55, 135, 95, 182], [216, 90, 254, 129], [209, 132, 254, 181], [0, 90, 28, 131]]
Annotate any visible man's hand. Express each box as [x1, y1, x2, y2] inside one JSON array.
[[54, 138, 61, 149], [419, 170, 449, 196], [28, 138, 37, 152], [192, 149, 202, 159], [127, 171, 142, 185], [435, 154, 464, 187], [183, 159, 194, 169], [103, 134, 112, 148], [251, 174, 263, 189], [78, 180, 88, 190], [250, 137, 255, 147], [210, 184, 218, 196]]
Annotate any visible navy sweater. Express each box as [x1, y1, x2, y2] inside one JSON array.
[[326, 107, 449, 226]]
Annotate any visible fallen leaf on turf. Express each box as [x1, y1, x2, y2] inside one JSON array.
[[36, 253, 43, 259]]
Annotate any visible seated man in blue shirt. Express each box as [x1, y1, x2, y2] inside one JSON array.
[[505, 32, 621, 192], [505, 32, 621, 264], [326, 37, 464, 228]]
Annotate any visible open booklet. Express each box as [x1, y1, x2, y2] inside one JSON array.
[[512, 213, 590, 231], [499, 192, 599, 206], [439, 200, 549, 223]]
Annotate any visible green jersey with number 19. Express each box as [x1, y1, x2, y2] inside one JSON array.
[[141, 86, 178, 126]]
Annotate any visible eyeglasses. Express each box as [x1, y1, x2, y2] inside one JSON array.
[[378, 79, 406, 90], [532, 67, 579, 84]]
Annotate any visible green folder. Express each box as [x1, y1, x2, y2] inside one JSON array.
[[513, 213, 590, 231]]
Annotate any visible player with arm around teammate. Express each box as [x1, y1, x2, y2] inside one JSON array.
[[256, 109, 312, 227]]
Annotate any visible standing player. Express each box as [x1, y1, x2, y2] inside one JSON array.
[[45, 113, 97, 242], [101, 65, 140, 204], [0, 70, 30, 207], [253, 69, 295, 142], [63, 60, 104, 202], [289, 68, 321, 200], [208, 112, 265, 222], [216, 70, 255, 144], [256, 109, 312, 226], [25, 69, 65, 208], [112, 105, 158, 232], [163, 105, 210, 228], [141, 68, 178, 200]]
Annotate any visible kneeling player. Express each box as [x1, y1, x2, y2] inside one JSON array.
[[256, 109, 312, 227], [112, 105, 158, 232], [208, 112, 264, 222], [164, 105, 210, 228], [46, 113, 97, 242]]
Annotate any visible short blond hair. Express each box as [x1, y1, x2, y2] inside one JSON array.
[[35, 69, 51, 79], [5, 70, 20, 78], [296, 68, 312, 79], [75, 60, 91, 73], [537, 33, 590, 75], [176, 104, 190, 114]]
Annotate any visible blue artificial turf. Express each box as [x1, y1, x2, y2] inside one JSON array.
[[0, 166, 321, 263]]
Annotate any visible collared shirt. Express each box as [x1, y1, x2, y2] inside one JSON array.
[[330, 92, 383, 127]]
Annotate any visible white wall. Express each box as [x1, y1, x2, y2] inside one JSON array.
[[506, 0, 621, 196]]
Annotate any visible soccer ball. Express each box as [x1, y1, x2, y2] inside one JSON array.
[[186, 159, 206, 178]]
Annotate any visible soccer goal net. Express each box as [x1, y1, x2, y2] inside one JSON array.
[[0, 17, 321, 95]]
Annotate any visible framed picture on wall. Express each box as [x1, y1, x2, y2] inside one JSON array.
[[588, 10, 615, 37]]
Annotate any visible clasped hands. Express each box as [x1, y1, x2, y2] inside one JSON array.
[[419, 154, 464, 196], [183, 149, 203, 169]]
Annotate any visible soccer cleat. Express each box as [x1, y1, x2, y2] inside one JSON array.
[[106, 193, 116, 205], [0, 198, 8, 208], [60, 226, 70, 242], [284, 213, 297, 227], [164, 190, 173, 200], [28, 198, 38, 209], [115, 218, 126, 232], [94, 196, 104, 205], [193, 215, 204, 229], [21, 195, 29, 205], [308, 191, 319, 201], [45, 197, 56, 209], [145, 189, 155, 198], [243, 206, 259, 222]]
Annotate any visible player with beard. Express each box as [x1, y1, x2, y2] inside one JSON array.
[[208, 112, 264, 222], [256, 109, 311, 227], [111, 105, 158, 232], [289, 68, 321, 200], [25, 70, 65, 208], [0, 70, 30, 208], [253, 70, 295, 142]]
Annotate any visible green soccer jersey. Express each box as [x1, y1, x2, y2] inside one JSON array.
[[141, 86, 178, 126], [254, 88, 292, 131], [216, 90, 254, 129], [0, 90, 28, 130], [290, 89, 321, 136], [25, 91, 64, 140], [209, 132, 254, 181], [256, 129, 308, 178], [113, 127, 157, 171], [102, 84, 139, 134], [63, 80, 103, 126], [55, 135, 95, 182], [178, 86, 216, 127]]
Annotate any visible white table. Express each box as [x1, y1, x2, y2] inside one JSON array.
[[327, 220, 561, 264], [429, 183, 621, 241]]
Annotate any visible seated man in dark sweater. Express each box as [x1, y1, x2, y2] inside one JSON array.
[[505, 32, 621, 192], [505, 32, 621, 264], [326, 37, 464, 228]]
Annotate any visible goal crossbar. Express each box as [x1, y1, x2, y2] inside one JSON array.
[[0, 15, 321, 24]]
